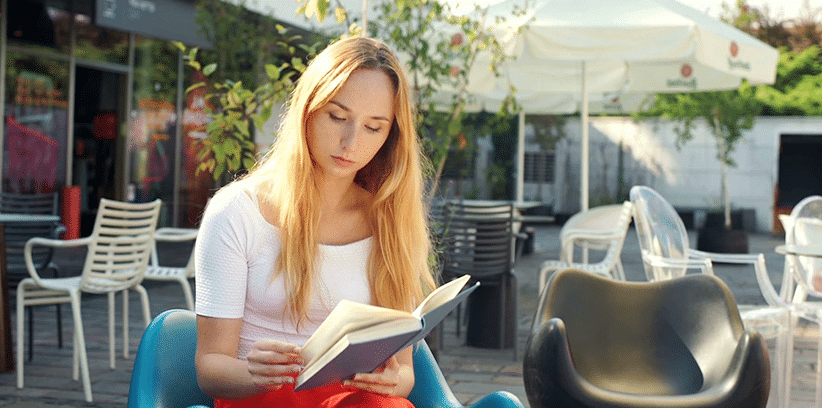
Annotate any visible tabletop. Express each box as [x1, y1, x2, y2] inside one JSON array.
[[0, 214, 60, 223], [775, 244, 822, 258]]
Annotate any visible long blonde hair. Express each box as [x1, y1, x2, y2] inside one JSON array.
[[243, 37, 435, 327]]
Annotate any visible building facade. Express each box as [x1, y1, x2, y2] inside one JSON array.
[[1, 0, 213, 233]]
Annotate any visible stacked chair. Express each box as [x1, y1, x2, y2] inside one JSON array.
[[538, 201, 632, 291], [438, 201, 526, 359], [16, 198, 161, 402], [0, 192, 64, 361]]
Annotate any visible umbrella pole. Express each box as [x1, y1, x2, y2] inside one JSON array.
[[581, 61, 589, 211], [516, 111, 525, 204]]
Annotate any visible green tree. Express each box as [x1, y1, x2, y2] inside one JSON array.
[[640, 87, 761, 229]]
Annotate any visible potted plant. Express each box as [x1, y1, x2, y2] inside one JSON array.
[[640, 84, 760, 253]]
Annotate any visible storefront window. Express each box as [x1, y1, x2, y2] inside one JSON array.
[[7, 1, 72, 55], [129, 36, 179, 225], [74, 14, 129, 64], [3, 52, 69, 193], [179, 70, 212, 227]]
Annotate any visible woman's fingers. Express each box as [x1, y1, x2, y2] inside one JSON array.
[[247, 339, 304, 390], [343, 356, 401, 396]]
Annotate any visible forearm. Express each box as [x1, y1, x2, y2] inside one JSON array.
[[197, 353, 265, 400]]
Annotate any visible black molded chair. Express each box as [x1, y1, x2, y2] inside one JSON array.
[[440, 202, 525, 359], [523, 268, 771, 408], [0, 192, 65, 361]]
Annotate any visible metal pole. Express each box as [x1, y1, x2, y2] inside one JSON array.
[[123, 34, 135, 201], [173, 50, 184, 226], [0, 0, 7, 193], [66, 10, 76, 186], [362, 0, 368, 31], [516, 111, 525, 204], [581, 61, 589, 211]]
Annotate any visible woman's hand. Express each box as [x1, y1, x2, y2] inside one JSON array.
[[246, 339, 305, 392], [343, 355, 413, 397]]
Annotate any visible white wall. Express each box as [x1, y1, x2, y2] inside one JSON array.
[[549, 116, 822, 232]]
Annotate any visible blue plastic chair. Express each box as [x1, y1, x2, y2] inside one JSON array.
[[128, 309, 524, 408]]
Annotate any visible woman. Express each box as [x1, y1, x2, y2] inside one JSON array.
[[194, 37, 436, 408]]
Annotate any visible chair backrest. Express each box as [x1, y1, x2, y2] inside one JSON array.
[[534, 268, 746, 395], [440, 202, 517, 280], [0, 192, 62, 287], [80, 199, 161, 293], [629, 186, 690, 281], [560, 202, 633, 267], [127, 309, 213, 408], [787, 195, 822, 298]]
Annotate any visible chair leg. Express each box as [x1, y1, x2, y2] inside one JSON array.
[[16, 285, 26, 390], [122, 289, 130, 359], [108, 292, 116, 369], [56, 304, 63, 348], [69, 291, 93, 403], [26, 307, 33, 362], [511, 273, 518, 362], [178, 277, 195, 311]]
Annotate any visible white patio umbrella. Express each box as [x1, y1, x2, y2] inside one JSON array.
[[457, 0, 779, 210]]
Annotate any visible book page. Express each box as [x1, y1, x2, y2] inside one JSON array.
[[301, 300, 414, 365], [412, 274, 471, 318]]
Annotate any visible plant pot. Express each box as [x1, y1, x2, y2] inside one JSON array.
[[696, 227, 749, 254]]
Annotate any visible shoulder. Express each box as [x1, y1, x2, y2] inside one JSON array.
[[202, 180, 264, 229]]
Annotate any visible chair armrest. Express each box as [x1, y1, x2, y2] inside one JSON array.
[[24, 236, 93, 286], [155, 227, 198, 242], [643, 252, 713, 276], [688, 249, 785, 308]]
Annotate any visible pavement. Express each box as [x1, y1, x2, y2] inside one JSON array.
[[0, 223, 817, 407]]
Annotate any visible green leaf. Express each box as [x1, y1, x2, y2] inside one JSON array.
[[203, 63, 218, 76], [172, 41, 186, 52], [214, 161, 226, 179], [265, 64, 281, 81], [335, 7, 347, 24], [188, 60, 202, 71], [243, 157, 257, 169]]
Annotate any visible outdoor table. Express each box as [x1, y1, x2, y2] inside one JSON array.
[[0, 213, 61, 372], [775, 244, 822, 258]]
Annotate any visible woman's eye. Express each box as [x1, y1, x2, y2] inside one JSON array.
[[365, 126, 380, 133], [329, 113, 344, 121]]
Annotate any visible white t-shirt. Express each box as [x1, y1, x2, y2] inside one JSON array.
[[194, 180, 372, 359]]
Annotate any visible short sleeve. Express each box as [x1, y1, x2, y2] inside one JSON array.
[[194, 183, 256, 318]]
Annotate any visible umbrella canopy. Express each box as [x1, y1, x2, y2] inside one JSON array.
[[460, 0, 779, 209]]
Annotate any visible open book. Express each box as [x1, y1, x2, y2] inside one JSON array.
[[294, 275, 478, 391]]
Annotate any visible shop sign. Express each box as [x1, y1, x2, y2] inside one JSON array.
[[95, 0, 211, 48]]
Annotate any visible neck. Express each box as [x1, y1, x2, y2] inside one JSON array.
[[315, 172, 359, 214]]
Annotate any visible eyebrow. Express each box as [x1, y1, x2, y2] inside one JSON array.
[[329, 100, 392, 123]]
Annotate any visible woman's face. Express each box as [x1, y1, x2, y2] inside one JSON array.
[[307, 68, 395, 183]]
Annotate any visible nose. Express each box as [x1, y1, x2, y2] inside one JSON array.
[[340, 122, 359, 150]]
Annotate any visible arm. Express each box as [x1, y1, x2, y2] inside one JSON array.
[[195, 315, 304, 400], [343, 346, 415, 398]]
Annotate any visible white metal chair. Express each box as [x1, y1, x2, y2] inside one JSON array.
[[144, 227, 198, 311], [629, 186, 791, 408], [779, 195, 822, 407], [539, 201, 632, 291], [16, 198, 162, 402]]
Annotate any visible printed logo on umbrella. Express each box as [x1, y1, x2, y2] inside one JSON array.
[[666, 63, 697, 90], [728, 41, 751, 70]]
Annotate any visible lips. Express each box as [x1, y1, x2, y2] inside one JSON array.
[[332, 156, 355, 167]]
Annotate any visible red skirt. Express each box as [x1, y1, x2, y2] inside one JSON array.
[[215, 383, 415, 408]]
